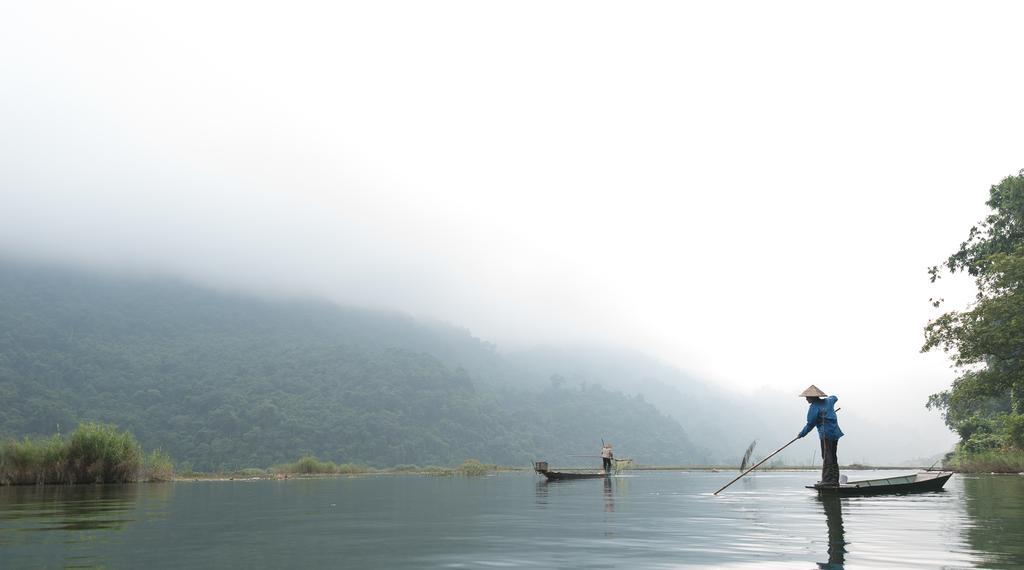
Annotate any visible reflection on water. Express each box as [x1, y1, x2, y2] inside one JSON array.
[[962, 475, 1024, 568], [536, 475, 627, 514], [603, 477, 614, 513], [0, 483, 171, 567], [817, 495, 846, 569], [0, 472, 1022, 568], [0, 484, 140, 533]]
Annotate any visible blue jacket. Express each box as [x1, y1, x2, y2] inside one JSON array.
[[799, 395, 843, 440]]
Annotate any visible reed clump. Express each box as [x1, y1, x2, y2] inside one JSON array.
[[274, 456, 373, 475], [293, 455, 339, 474], [144, 449, 175, 482], [0, 423, 150, 485], [456, 459, 492, 477]]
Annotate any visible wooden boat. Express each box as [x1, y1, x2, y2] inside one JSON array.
[[534, 461, 608, 481], [806, 471, 953, 496]]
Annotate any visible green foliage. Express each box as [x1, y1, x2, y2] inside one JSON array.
[[959, 428, 1006, 455], [0, 423, 151, 485], [1004, 414, 1024, 449], [925, 170, 1024, 456]]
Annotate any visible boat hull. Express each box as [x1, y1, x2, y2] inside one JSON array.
[[807, 471, 952, 496], [539, 470, 609, 480], [534, 460, 609, 480]]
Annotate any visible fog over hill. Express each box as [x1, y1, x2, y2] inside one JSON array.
[[0, 259, 708, 470], [0, 259, 952, 468], [502, 346, 955, 466]]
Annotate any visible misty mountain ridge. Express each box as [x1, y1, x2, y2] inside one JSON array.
[[0, 258, 950, 469], [0, 259, 707, 470]]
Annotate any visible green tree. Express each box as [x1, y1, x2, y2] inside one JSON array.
[[924, 170, 1024, 452]]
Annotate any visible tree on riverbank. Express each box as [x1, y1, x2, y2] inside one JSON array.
[[924, 170, 1024, 464], [0, 423, 173, 485]]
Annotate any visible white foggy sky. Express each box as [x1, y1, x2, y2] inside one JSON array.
[[3, 1, 1024, 449]]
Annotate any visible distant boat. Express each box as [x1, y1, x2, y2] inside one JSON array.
[[806, 471, 953, 496], [534, 461, 608, 480]]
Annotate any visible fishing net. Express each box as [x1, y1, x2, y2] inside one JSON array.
[[612, 458, 633, 474], [739, 440, 758, 472]]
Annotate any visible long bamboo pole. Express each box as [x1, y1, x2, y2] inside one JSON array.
[[713, 436, 800, 495]]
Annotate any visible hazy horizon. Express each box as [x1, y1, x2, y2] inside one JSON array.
[[5, 1, 1024, 457]]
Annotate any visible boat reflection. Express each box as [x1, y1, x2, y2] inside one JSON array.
[[603, 476, 614, 512], [817, 494, 847, 569], [534, 475, 623, 513]]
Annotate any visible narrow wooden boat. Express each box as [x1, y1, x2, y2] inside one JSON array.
[[534, 461, 609, 481], [806, 471, 952, 496]]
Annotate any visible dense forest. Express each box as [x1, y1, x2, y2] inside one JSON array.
[[925, 169, 1024, 469], [0, 260, 706, 471]]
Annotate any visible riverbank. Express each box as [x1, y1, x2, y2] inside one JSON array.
[[174, 458, 507, 481], [172, 462, 943, 482], [942, 451, 1024, 474]]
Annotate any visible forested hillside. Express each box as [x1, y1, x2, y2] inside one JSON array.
[[0, 260, 706, 470]]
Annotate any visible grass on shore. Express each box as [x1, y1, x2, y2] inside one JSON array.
[[273, 456, 373, 475], [180, 457, 501, 480], [268, 456, 496, 477], [944, 451, 1024, 473]]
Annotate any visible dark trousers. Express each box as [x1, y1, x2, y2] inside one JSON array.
[[820, 438, 839, 485], [603, 458, 612, 471]]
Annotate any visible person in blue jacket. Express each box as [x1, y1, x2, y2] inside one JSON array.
[[797, 385, 843, 486]]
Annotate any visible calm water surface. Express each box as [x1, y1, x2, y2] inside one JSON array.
[[1, 470, 1023, 569]]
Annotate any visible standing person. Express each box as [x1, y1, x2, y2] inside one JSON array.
[[601, 443, 614, 473], [797, 385, 844, 486]]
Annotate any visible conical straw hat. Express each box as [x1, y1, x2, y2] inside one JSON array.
[[799, 384, 827, 398]]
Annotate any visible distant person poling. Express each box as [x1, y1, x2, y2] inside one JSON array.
[[601, 442, 614, 473], [797, 385, 844, 487], [535, 442, 632, 480]]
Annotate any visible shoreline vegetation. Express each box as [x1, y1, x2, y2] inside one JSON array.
[[0, 423, 172, 486], [6, 425, 1021, 486], [922, 171, 1024, 478]]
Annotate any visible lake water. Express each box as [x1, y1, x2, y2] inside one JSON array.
[[1, 470, 1023, 568]]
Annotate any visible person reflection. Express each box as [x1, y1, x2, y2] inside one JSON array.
[[535, 480, 549, 505], [603, 477, 614, 512], [817, 494, 847, 569]]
